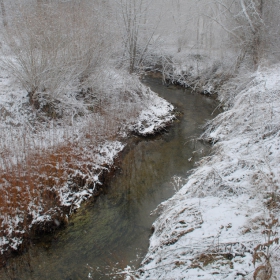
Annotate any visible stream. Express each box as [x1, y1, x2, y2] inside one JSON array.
[[1, 77, 220, 280]]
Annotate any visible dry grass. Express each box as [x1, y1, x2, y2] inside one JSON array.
[[0, 70, 147, 253], [0, 104, 132, 247], [0, 0, 147, 252], [0, 136, 91, 241]]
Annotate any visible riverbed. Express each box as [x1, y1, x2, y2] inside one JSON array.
[[1, 77, 220, 280]]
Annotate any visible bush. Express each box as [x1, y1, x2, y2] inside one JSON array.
[[1, 1, 111, 114]]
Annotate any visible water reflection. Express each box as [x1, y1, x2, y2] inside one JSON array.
[[1, 77, 220, 280]]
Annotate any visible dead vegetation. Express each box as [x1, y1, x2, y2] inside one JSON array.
[[0, 117, 118, 255]]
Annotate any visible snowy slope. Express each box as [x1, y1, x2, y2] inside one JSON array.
[[0, 63, 174, 255], [137, 65, 280, 279]]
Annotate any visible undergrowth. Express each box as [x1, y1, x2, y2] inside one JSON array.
[[0, 78, 145, 255], [0, 117, 118, 253]]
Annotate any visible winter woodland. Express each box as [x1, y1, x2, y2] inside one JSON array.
[[0, 0, 280, 279]]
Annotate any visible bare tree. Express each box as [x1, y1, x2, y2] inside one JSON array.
[[117, 0, 162, 73], [236, 0, 264, 68], [204, 0, 280, 70], [0, 0, 7, 27], [1, 1, 113, 112]]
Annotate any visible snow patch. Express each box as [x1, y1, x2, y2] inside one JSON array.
[[137, 64, 280, 279]]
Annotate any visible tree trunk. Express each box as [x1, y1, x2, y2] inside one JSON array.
[[0, 0, 7, 27], [252, 0, 264, 69]]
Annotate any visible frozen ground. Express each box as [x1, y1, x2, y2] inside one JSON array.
[[136, 65, 280, 279]]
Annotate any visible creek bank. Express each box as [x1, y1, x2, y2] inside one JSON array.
[[136, 65, 280, 279], [0, 74, 220, 280], [0, 70, 175, 266], [141, 49, 233, 95]]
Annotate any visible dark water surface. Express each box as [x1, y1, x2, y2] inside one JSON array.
[[1, 77, 220, 279]]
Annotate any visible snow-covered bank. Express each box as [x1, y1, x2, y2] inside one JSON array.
[[131, 87, 175, 136], [0, 64, 174, 257], [143, 42, 234, 95], [137, 65, 280, 279]]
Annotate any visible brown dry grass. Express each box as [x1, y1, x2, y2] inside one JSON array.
[[0, 143, 77, 239], [0, 107, 130, 249]]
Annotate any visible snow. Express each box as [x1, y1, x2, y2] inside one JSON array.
[[58, 140, 125, 210], [131, 87, 174, 135], [137, 64, 280, 279], [0, 59, 175, 255]]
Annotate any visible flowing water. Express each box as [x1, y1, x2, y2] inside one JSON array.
[[1, 77, 220, 280]]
